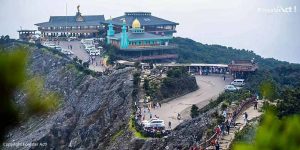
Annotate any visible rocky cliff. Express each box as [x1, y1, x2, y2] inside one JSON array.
[[6, 47, 134, 150]]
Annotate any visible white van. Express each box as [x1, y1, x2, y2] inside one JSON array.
[[231, 79, 245, 86], [89, 49, 100, 56]]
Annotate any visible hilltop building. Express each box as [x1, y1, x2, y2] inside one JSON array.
[[17, 30, 36, 41], [107, 18, 177, 61], [107, 12, 178, 36], [35, 6, 105, 39], [228, 60, 258, 78]]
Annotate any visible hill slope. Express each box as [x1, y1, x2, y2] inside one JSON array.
[[172, 37, 293, 70]]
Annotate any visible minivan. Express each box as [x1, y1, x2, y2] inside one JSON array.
[[231, 79, 245, 86]]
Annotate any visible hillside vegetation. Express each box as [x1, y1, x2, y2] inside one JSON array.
[[172, 37, 292, 70]]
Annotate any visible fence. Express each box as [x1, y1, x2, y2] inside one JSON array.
[[197, 96, 256, 148]]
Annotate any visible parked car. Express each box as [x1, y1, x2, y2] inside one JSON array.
[[148, 119, 165, 128], [54, 46, 62, 51], [144, 118, 165, 128], [231, 79, 245, 86], [85, 47, 94, 53], [89, 49, 100, 56], [141, 120, 149, 127], [225, 85, 238, 91], [61, 49, 73, 55]]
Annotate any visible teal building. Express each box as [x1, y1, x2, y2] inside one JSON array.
[[107, 18, 177, 61]]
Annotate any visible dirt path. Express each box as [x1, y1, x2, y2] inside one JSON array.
[[144, 75, 228, 129]]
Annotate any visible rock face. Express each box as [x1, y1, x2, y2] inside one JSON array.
[[6, 48, 134, 150]]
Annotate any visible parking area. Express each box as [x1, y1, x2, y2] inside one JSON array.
[[45, 40, 106, 72]]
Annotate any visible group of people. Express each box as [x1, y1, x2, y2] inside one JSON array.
[[67, 44, 73, 50]]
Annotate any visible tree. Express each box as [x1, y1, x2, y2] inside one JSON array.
[[134, 62, 141, 69], [277, 88, 300, 118], [259, 80, 278, 101], [191, 104, 199, 118], [234, 112, 300, 150], [144, 78, 150, 91], [83, 62, 89, 68]]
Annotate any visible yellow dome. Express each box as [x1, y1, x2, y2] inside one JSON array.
[[132, 18, 141, 29]]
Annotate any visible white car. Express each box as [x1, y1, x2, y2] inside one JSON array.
[[54, 46, 62, 51], [149, 119, 165, 128], [89, 49, 100, 56], [85, 47, 94, 53], [231, 79, 245, 87], [225, 85, 237, 91], [47, 44, 56, 49], [61, 49, 73, 55]]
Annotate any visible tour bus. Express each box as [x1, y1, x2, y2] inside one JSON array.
[[231, 79, 245, 86]]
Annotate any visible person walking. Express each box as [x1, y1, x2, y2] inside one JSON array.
[[177, 113, 181, 120], [168, 121, 172, 129], [226, 121, 230, 135], [243, 112, 248, 124], [215, 140, 220, 150], [254, 100, 258, 110]]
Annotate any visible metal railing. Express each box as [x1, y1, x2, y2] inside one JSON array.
[[197, 97, 256, 148]]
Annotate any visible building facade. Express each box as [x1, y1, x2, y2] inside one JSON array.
[[107, 19, 177, 61], [228, 60, 258, 79], [35, 6, 105, 39], [107, 12, 178, 36]]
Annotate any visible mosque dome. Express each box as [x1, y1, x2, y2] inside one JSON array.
[[132, 18, 141, 29]]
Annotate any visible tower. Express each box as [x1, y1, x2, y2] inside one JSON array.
[[120, 20, 129, 49], [107, 17, 115, 44]]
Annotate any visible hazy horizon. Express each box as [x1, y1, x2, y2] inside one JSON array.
[[1, 0, 299, 63]]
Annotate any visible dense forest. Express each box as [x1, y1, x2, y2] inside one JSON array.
[[172, 37, 293, 70]]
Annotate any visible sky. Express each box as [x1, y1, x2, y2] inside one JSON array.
[[0, 0, 299, 63]]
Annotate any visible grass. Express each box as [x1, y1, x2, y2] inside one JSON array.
[[111, 129, 125, 142], [128, 116, 147, 139]]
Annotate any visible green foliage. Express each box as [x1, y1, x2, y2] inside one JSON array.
[[259, 80, 278, 101], [24, 77, 61, 115], [0, 35, 11, 44], [73, 56, 78, 62], [78, 59, 82, 64], [133, 72, 141, 87], [0, 46, 61, 144], [82, 62, 89, 68], [232, 121, 258, 146], [234, 112, 300, 150], [198, 90, 251, 115], [129, 116, 147, 139], [171, 37, 290, 70], [190, 104, 200, 118], [0, 48, 27, 143], [166, 67, 189, 78], [143, 78, 150, 91], [134, 62, 141, 69], [102, 44, 121, 65], [277, 88, 300, 118], [221, 102, 229, 111], [160, 76, 198, 99]]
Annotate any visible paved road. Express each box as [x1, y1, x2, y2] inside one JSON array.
[[144, 75, 228, 129], [59, 41, 106, 72]]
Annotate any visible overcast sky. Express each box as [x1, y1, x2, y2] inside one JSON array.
[[0, 0, 299, 63]]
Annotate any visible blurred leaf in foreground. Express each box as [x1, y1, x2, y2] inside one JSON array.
[[0, 48, 27, 143], [234, 112, 300, 150]]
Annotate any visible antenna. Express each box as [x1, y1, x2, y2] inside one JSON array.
[[66, 2, 68, 38]]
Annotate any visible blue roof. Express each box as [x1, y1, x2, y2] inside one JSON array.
[[107, 12, 178, 26], [35, 15, 105, 27]]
